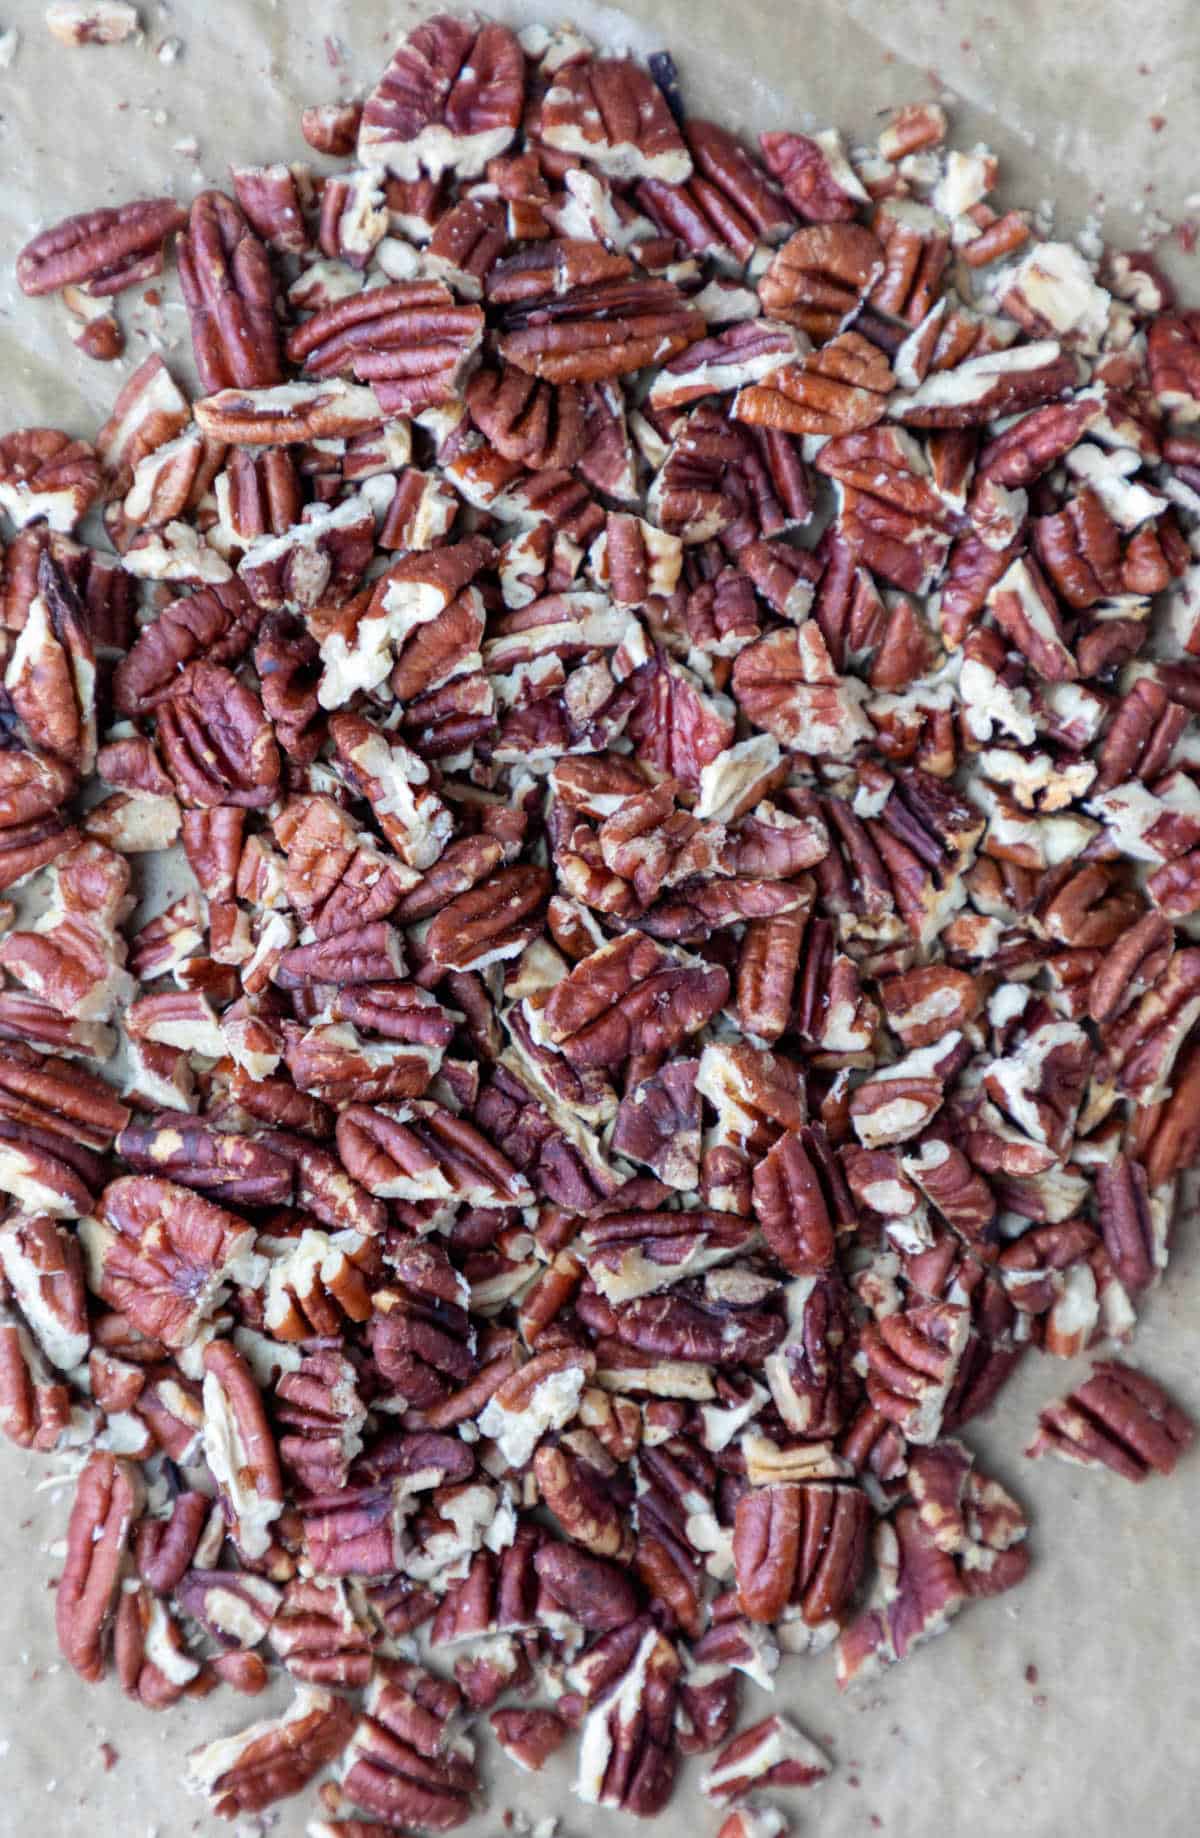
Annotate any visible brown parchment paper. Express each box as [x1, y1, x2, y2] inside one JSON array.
[[0, 1, 1198, 1833]]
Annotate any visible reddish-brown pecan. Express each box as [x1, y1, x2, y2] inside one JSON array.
[[753, 1129, 848, 1274], [733, 1480, 868, 1627], [758, 223, 883, 337], [187, 1684, 356, 1819], [1028, 1360, 1194, 1481], [467, 364, 589, 469], [80, 1176, 260, 1349], [177, 191, 283, 392], [424, 864, 551, 971], [358, 13, 523, 179], [860, 1300, 970, 1444], [340, 1664, 478, 1828], [17, 197, 187, 298], [538, 932, 729, 1069], [498, 275, 703, 384], [489, 1707, 569, 1773], [302, 101, 363, 158], [539, 56, 691, 183], [760, 126, 867, 221], [56, 1452, 142, 1681], [157, 663, 280, 809], [287, 282, 484, 415], [336, 1100, 531, 1207], [1147, 311, 1200, 414], [837, 1503, 964, 1685], [700, 1714, 832, 1802], [571, 1621, 681, 1815]]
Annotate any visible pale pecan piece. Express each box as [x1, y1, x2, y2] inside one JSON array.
[[489, 1706, 569, 1773], [17, 197, 186, 297], [539, 56, 691, 183], [894, 340, 1077, 427], [358, 13, 524, 180], [195, 381, 386, 446], [837, 1504, 964, 1686], [186, 1683, 356, 1819], [1028, 1360, 1194, 1481], [733, 620, 873, 757], [177, 190, 284, 392]]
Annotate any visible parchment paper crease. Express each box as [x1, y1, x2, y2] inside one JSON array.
[[0, 2, 1196, 1833]]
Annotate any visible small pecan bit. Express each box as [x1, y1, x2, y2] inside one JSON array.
[[359, 13, 523, 180], [80, 1175, 261, 1348], [1028, 1359, 1194, 1482], [287, 282, 484, 415], [187, 1683, 356, 1819], [701, 1714, 832, 1803], [56, 1452, 143, 1681], [0, 429, 100, 534], [302, 101, 363, 158], [489, 1706, 569, 1773], [45, 2, 140, 44], [648, 321, 806, 413], [177, 190, 283, 392], [17, 196, 186, 297]]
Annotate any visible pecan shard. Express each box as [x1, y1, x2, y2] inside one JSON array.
[[177, 190, 284, 392], [358, 13, 524, 180]]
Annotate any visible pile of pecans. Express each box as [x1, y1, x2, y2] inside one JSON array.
[[1, 8, 1199, 1831]]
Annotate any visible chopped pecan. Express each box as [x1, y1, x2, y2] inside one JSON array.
[[287, 281, 484, 415], [17, 197, 186, 297], [358, 13, 524, 179], [1028, 1360, 1194, 1481], [56, 1452, 142, 1681], [539, 56, 691, 183], [701, 1714, 832, 1802], [187, 1683, 356, 1819]]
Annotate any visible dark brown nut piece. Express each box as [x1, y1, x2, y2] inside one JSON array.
[[56, 1452, 143, 1681], [287, 282, 484, 416], [302, 101, 364, 158], [489, 1707, 569, 1774], [177, 191, 283, 392], [758, 223, 883, 338], [202, 1338, 285, 1559], [498, 276, 704, 385], [753, 1131, 843, 1274], [0, 429, 101, 534], [254, 611, 324, 765], [732, 620, 873, 756], [274, 921, 406, 989], [701, 1714, 832, 1803], [539, 56, 691, 183], [533, 1542, 640, 1631], [230, 162, 312, 256], [859, 1300, 970, 1444], [760, 126, 868, 221], [186, 1683, 356, 1819], [358, 13, 523, 179], [112, 580, 260, 714], [538, 932, 729, 1069], [341, 1664, 478, 1828], [610, 1061, 701, 1191], [337, 1100, 532, 1206], [116, 1118, 293, 1207], [157, 663, 280, 809], [568, 1621, 680, 1815], [6, 552, 96, 770], [80, 1175, 260, 1349], [17, 197, 186, 297], [734, 1481, 868, 1629], [1094, 1157, 1166, 1295], [467, 365, 589, 469], [836, 1503, 965, 1686], [1028, 1359, 1194, 1481], [425, 864, 551, 972]]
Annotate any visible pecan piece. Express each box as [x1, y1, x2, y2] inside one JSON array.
[[539, 56, 691, 183], [56, 1452, 142, 1681], [358, 13, 524, 180], [499, 275, 703, 385], [186, 1683, 356, 1819], [701, 1714, 832, 1802], [538, 932, 729, 1068], [1028, 1360, 1194, 1481], [287, 282, 484, 416], [0, 429, 100, 534], [17, 197, 186, 297], [177, 190, 283, 392]]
